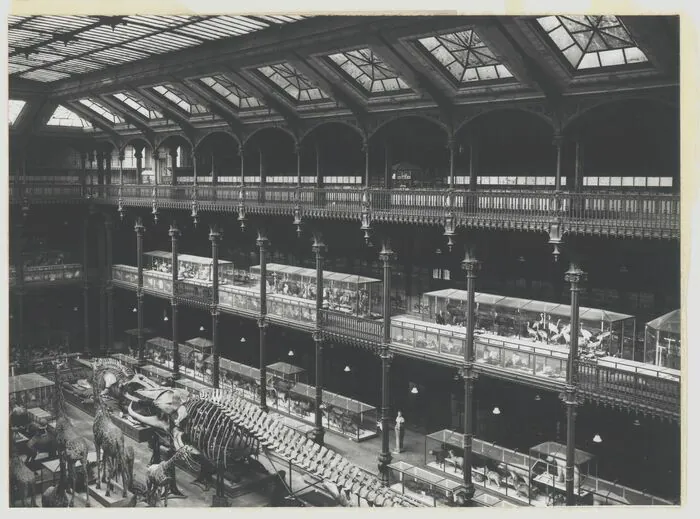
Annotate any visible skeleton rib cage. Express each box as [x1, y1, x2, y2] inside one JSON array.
[[193, 390, 419, 507]]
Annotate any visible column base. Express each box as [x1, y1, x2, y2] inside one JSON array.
[[377, 451, 393, 486], [310, 426, 325, 445], [211, 495, 230, 507]]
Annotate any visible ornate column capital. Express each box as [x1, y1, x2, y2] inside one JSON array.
[[312, 330, 323, 343], [257, 316, 268, 329], [378, 241, 395, 264], [553, 134, 565, 147], [461, 251, 481, 276], [311, 233, 326, 257], [209, 224, 222, 243], [118, 151, 126, 162], [169, 221, 180, 239], [564, 263, 587, 285], [256, 232, 269, 250], [134, 217, 145, 235]]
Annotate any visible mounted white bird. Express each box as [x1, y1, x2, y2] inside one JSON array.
[[548, 318, 561, 336], [526, 322, 538, 339], [580, 327, 592, 342]]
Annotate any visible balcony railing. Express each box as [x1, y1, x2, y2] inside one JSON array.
[[12, 183, 679, 238], [9, 263, 83, 287], [319, 309, 384, 347]]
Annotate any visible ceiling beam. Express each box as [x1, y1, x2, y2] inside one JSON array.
[[474, 18, 564, 100], [178, 79, 246, 134], [224, 69, 300, 128], [64, 100, 123, 144], [618, 16, 679, 77], [95, 94, 157, 143], [135, 87, 198, 142], [287, 55, 367, 123], [366, 34, 454, 118]]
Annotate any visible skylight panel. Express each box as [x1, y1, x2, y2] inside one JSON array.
[[78, 99, 125, 124], [153, 84, 208, 114], [113, 92, 163, 119], [536, 16, 648, 70], [328, 48, 410, 94], [21, 16, 98, 33], [9, 100, 27, 126], [47, 105, 93, 127], [88, 46, 151, 64], [8, 63, 30, 74], [77, 23, 155, 44], [125, 15, 195, 28], [417, 30, 514, 84], [123, 32, 201, 54], [8, 29, 53, 47], [199, 76, 263, 109], [50, 59, 106, 74], [257, 63, 330, 103], [20, 69, 71, 82]]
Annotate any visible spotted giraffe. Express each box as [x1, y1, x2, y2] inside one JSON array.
[[145, 445, 195, 507], [10, 449, 37, 507], [92, 386, 128, 498]]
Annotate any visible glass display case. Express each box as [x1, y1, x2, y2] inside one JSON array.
[[10, 264, 83, 286], [644, 309, 680, 369], [249, 263, 383, 317], [184, 337, 213, 382], [218, 284, 260, 314], [142, 269, 173, 295], [112, 264, 139, 286], [144, 251, 235, 285], [267, 293, 317, 324], [267, 362, 307, 385], [216, 358, 261, 400], [123, 328, 157, 357], [421, 289, 636, 359], [9, 373, 56, 413], [388, 461, 466, 507], [529, 441, 596, 506], [144, 337, 193, 370], [322, 392, 378, 442], [424, 429, 544, 505], [391, 315, 465, 357]]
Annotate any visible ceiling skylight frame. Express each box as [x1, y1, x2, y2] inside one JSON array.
[[326, 48, 412, 96], [256, 62, 331, 104]]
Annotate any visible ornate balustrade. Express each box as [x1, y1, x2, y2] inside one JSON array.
[[12, 183, 679, 238], [9, 263, 83, 287], [319, 309, 384, 349], [112, 264, 139, 289]]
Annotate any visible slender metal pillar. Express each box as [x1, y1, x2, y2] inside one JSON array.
[[563, 264, 586, 506], [119, 150, 125, 186], [210, 225, 221, 388], [448, 138, 455, 189], [14, 220, 27, 370], [554, 134, 563, 192], [257, 232, 269, 412], [363, 140, 370, 188], [311, 234, 326, 444], [98, 219, 107, 352], [83, 217, 90, 354], [170, 222, 181, 379], [211, 150, 218, 186], [135, 147, 143, 185], [239, 148, 245, 186], [192, 149, 198, 186], [468, 139, 477, 192], [377, 241, 394, 484], [105, 215, 114, 351], [135, 218, 145, 362], [461, 251, 480, 503], [170, 148, 178, 186], [296, 144, 302, 188]]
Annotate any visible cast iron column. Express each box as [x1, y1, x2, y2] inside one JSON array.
[[83, 217, 90, 354], [377, 241, 394, 485], [239, 148, 245, 186], [257, 231, 269, 412], [98, 217, 107, 352], [119, 150, 124, 186], [170, 222, 181, 379], [461, 250, 480, 503], [170, 148, 178, 186], [192, 149, 198, 186], [311, 234, 326, 445], [105, 215, 114, 351], [210, 225, 221, 388], [14, 221, 27, 370], [135, 147, 143, 185], [135, 218, 145, 362], [554, 134, 563, 192], [563, 264, 586, 506], [296, 143, 302, 188], [448, 138, 455, 189], [363, 139, 370, 188]]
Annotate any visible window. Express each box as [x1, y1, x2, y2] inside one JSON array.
[[199, 75, 263, 109], [152, 84, 208, 114], [78, 98, 124, 124], [257, 62, 330, 102], [113, 92, 163, 119], [9, 99, 27, 125], [327, 48, 410, 94], [418, 30, 513, 84], [432, 268, 451, 280], [536, 16, 648, 70], [46, 105, 92, 128]]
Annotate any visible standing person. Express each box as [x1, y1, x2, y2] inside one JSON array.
[[394, 411, 406, 453]]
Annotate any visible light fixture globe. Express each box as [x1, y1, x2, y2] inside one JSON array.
[[199, 325, 205, 332], [492, 406, 501, 415], [288, 349, 294, 357], [344, 365, 351, 373], [410, 386, 419, 395], [593, 434, 603, 443]]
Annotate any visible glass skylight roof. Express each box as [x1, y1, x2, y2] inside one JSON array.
[[8, 15, 308, 82], [113, 92, 163, 119], [537, 16, 648, 70], [257, 62, 330, 103], [9, 100, 27, 126], [46, 105, 93, 128], [78, 98, 125, 124], [199, 76, 264, 109], [327, 48, 410, 94], [153, 84, 209, 114], [418, 30, 514, 83]]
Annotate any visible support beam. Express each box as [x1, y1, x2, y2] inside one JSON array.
[[311, 234, 326, 445], [288, 55, 368, 122], [83, 217, 90, 355], [225, 69, 300, 128], [64, 100, 124, 144], [210, 225, 221, 389], [619, 16, 678, 76], [98, 218, 107, 352], [180, 79, 246, 134], [257, 231, 270, 412], [97, 94, 157, 143], [377, 241, 394, 485], [135, 218, 145, 363], [105, 215, 114, 351], [170, 222, 181, 380], [136, 87, 198, 142]]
